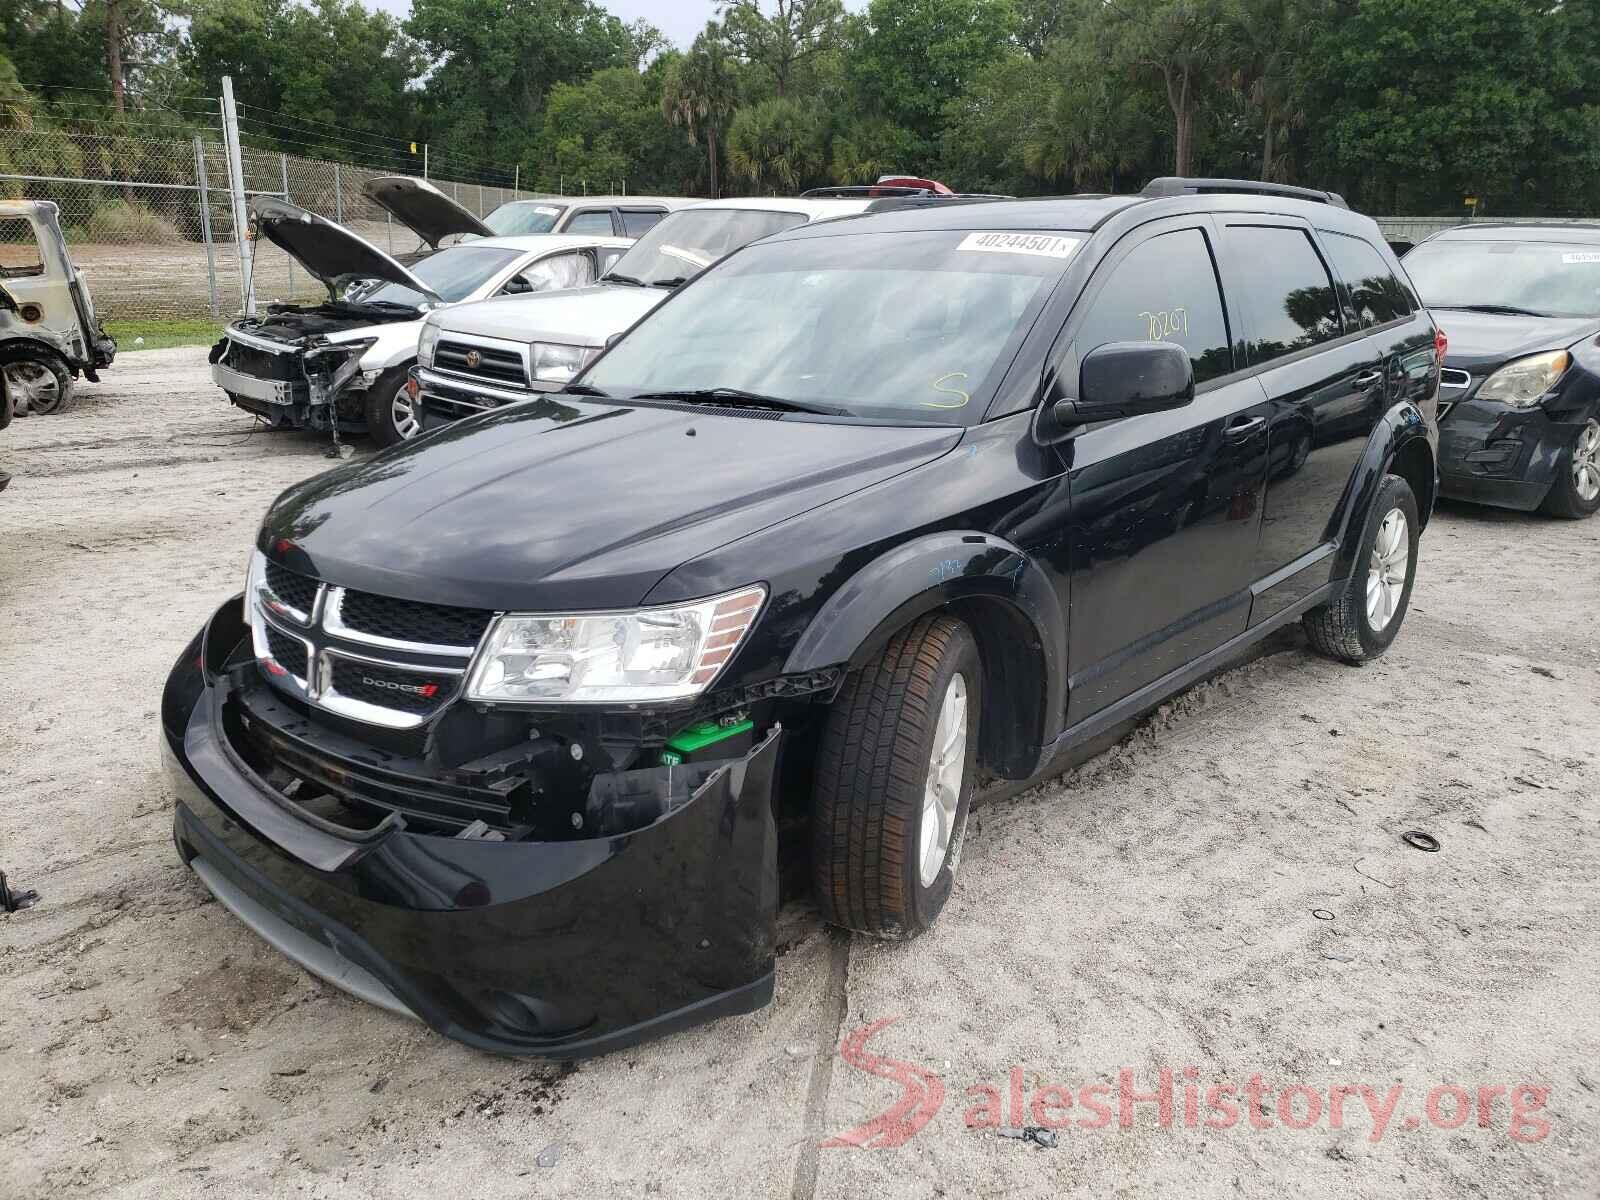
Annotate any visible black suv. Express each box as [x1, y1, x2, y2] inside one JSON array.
[[1403, 223, 1600, 518], [162, 179, 1441, 1058]]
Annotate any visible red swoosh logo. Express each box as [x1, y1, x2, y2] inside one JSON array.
[[821, 1016, 944, 1148]]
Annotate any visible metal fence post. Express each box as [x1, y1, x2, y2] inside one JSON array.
[[334, 161, 343, 224], [514, 165, 519, 201], [193, 134, 220, 318], [280, 153, 293, 299], [423, 144, 428, 179], [220, 77, 254, 315], [478, 182, 483, 215]]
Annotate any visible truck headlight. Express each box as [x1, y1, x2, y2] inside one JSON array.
[[529, 341, 597, 384], [1477, 350, 1569, 407], [465, 585, 766, 704], [417, 320, 441, 368]]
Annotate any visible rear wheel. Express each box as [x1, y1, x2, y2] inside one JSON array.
[[1539, 417, 1600, 519], [1303, 473, 1419, 664], [2, 351, 71, 415], [812, 614, 980, 939], [363, 367, 419, 447]]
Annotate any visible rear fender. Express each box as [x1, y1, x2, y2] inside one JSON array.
[[1331, 402, 1436, 580]]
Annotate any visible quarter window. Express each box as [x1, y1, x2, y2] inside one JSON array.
[[619, 209, 665, 237], [1223, 226, 1342, 364], [1073, 228, 1233, 384], [1321, 231, 1414, 328]]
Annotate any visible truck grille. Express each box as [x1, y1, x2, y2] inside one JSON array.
[[435, 340, 526, 386], [264, 560, 318, 618], [328, 656, 458, 718], [262, 622, 309, 680]]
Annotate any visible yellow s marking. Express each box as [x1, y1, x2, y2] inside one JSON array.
[[925, 371, 971, 408]]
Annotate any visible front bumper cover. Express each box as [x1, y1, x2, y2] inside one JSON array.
[[1437, 393, 1584, 511], [162, 597, 780, 1058]]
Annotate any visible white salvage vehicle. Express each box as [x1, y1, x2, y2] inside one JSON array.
[[210, 191, 631, 445]]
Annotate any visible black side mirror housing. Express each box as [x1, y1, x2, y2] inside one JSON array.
[[1060, 341, 1196, 426]]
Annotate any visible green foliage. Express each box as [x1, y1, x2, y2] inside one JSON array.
[[75, 199, 184, 243], [721, 0, 845, 97], [538, 64, 700, 194], [726, 97, 827, 192]]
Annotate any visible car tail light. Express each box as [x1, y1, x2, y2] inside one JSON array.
[[1434, 326, 1448, 361]]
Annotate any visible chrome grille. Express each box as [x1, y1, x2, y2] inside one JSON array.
[[435, 340, 525, 386], [247, 554, 486, 729]]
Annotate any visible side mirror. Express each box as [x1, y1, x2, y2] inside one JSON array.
[[503, 274, 534, 296], [1062, 341, 1195, 426]]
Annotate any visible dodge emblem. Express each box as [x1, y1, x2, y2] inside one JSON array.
[[464, 350, 482, 369]]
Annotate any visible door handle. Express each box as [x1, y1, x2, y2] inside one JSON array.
[[1223, 415, 1266, 440], [1353, 370, 1384, 390]]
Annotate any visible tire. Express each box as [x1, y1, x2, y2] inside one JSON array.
[[1303, 473, 1419, 664], [363, 366, 418, 447], [812, 613, 981, 939], [1539, 417, 1600, 520], [2, 350, 71, 416]]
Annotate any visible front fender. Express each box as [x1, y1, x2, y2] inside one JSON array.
[[1331, 400, 1436, 579], [783, 531, 1066, 779]]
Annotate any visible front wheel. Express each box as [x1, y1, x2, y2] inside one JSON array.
[[1303, 472, 1420, 664], [1540, 417, 1600, 520], [363, 367, 419, 447], [812, 614, 981, 940]]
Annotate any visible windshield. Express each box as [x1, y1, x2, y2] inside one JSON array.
[[1405, 239, 1600, 318], [356, 245, 521, 307], [604, 207, 809, 287], [484, 201, 569, 236], [582, 229, 1075, 424]]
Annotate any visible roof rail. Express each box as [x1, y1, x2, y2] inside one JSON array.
[[1141, 177, 1349, 209]]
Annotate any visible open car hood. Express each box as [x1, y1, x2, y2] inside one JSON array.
[[250, 198, 441, 301], [362, 176, 494, 248]]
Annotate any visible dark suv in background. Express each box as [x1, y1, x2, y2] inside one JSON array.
[[1404, 223, 1600, 518], [162, 179, 1440, 1058]]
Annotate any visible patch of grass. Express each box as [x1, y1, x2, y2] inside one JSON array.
[[103, 318, 224, 351]]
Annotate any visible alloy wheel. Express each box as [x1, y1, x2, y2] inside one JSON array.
[[391, 388, 420, 440], [1365, 508, 1409, 632], [918, 672, 968, 888], [1573, 419, 1600, 504]]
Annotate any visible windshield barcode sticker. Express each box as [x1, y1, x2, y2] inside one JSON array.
[[1561, 251, 1600, 264], [958, 232, 1081, 259]]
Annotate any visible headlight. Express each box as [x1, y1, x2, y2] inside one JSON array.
[[1476, 350, 1570, 407], [465, 585, 767, 704], [529, 341, 598, 384], [417, 320, 441, 368]]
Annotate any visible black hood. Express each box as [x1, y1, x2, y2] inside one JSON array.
[[261, 399, 960, 611], [250, 198, 441, 300], [1433, 308, 1600, 372], [362, 176, 494, 248]]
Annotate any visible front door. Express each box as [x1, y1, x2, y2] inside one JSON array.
[[1062, 221, 1272, 723]]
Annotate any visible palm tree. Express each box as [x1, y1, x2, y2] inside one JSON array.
[[662, 28, 740, 198]]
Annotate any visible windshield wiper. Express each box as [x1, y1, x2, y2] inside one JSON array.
[[1434, 303, 1556, 318], [649, 276, 689, 289], [628, 387, 846, 415], [603, 273, 645, 287], [562, 382, 611, 397]]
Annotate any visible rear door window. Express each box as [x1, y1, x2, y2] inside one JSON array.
[[1072, 227, 1234, 384], [1222, 226, 1343, 364], [619, 209, 665, 237], [0, 218, 45, 277], [565, 209, 617, 236], [1321, 231, 1413, 328]]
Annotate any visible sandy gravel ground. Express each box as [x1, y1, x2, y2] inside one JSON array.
[[2, 348, 1598, 1199]]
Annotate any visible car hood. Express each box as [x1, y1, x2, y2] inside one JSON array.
[[362, 176, 493, 248], [1432, 308, 1600, 372], [431, 285, 665, 348], [251, 198, 441, 301], [262, 399, 962, 611]]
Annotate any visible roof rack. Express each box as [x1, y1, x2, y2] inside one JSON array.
[[802, 185, 943, 198], [1141, 177, 1349, 209]]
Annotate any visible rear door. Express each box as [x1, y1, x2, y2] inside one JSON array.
[[1214, 221, 1380, 622], [1062, 218, 1273, 722]]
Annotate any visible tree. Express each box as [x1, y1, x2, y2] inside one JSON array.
[[726, 96, 826, 191], [720, 0, 844, 97], [1097, 0, 1230, 177], [540, 62, 700, 194], [1228, 0, 1314, 180], [850, 0, 1017, 145], [661, 27, 740, 197]]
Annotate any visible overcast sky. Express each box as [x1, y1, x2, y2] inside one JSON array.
[[364, 0, 864, 50]]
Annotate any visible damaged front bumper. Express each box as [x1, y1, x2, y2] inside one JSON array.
[[1437, 389, 1587, 511], [161, 597, 781, 1058], [209, 329, 373, 431]]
